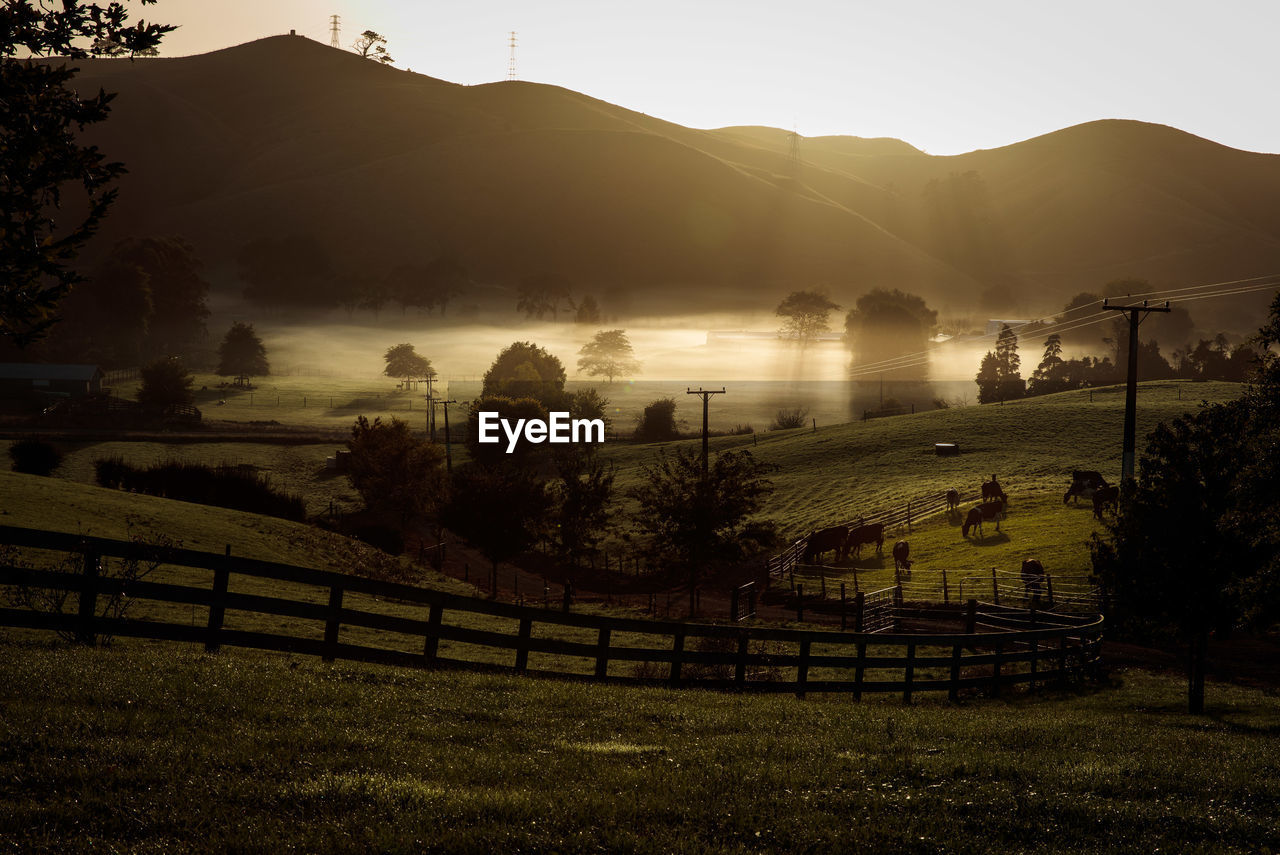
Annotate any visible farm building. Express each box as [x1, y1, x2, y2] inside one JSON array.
[[0, 364, 104, 398]]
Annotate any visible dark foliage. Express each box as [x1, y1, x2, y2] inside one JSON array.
[[845, 289, 937, 379], [481, 341, 566, 405], [137, 357, 193, 411], [93, 457, 306, 521], [634, 397, 680, 442], [0, 2, 172, 345], [347, 416, 446, 527], [551, 447, 615, 568], [463, 396, 549, 466], [8, 438, 60, 475], [770, 407, 809, 430], [443, 462, 549, 592], [216, 322, 269, 380]]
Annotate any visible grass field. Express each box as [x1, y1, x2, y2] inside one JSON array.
[[1, 639, 1276, 854]]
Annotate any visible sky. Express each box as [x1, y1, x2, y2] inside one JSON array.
[[131, 0, 1279, 156]]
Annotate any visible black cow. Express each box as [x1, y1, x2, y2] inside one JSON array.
[[945, 488, 960, 512], [982, 476, 1007, 505], [892, 540, 912, 576], [1092, 485, 1119, 519], [962, 500, 1005, 539], [847, 523, 885, 559], [1064, 470, 1110, 504], [803, 526, 848, 564], [1021, 558, 1045, 606]]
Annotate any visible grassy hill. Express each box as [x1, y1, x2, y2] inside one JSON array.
[[63, 35, 1280, 317]]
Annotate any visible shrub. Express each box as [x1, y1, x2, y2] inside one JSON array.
[[9, 438, 61, 475], [93, 459, 306, 521], [634, 397, 680, 442], [770, 408, 809, 431]]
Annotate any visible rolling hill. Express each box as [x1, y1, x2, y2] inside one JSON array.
[[66, 35, 1280, 318]]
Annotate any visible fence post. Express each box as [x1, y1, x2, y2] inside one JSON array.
[[729, 586, 740, 622], [515, 617, 532, 672], [76, 548, 100, 645], [594, 628, 611, 680], [854, 591, 865, 633], [205, 545, 230, 653], [323, 586, 344, 662], [991, 568, 999, 604], [893, 584, 903, 609], [423, 603, 443, 661], [668, 631, 685, 686], [942, 569, 949, 605], [1046, 574, 1055, 608], [965, 599, 977, 634], [796, 639, 811, 699], [903, 642, 916, 704], [840, 583, 847, 630], [795, 584, 804, 622]]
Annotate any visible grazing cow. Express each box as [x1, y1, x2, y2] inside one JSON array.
[[1021, 558, 1045, 606], [803, 526, 849, 564], [982, 475, 1007, 505], [847, 523, 885, 559], [962, 500, 1005, 539], [945, 488, 960, 512], [1064, 470, 1110, 504], [892, 540, 912, 576], [1092, 485, 1119, 519]]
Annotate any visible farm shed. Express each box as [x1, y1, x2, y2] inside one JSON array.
[[0, 364, 104, 398]]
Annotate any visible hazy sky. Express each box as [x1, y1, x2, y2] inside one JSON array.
[[132, 0, 1278, 156]]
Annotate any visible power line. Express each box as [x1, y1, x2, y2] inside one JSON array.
[[329, 14, 340, 49]]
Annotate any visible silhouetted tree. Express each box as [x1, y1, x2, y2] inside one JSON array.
[[630, 447, 776, 614], [352, 30, 393, 64], [776, 290, 839, 347], [975, 324, 1024, 403], [383, 343, 435, 388], [347, 416, 446, 527], [552, 447, 615, 568], [845, 289, 937, 379], [481, 341, 566, 406], [463, 396, 549, 466], [137, 357, 193, 411], [216, 322, 269, 385], [517, 273, 573, 321], [444, 462, 548, 596], [0, 1, 172, 345], [575, 294, 601, 324], [1057, 292, 1105, 347], [1027, 334, 1066, 396], [634, 398, 680, 442], [577, 329, 639, 383]]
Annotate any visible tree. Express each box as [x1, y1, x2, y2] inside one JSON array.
[[552, 447, 615, 568], [976, 323, 1025, 403], [0, 1, 172, 345], [444, 463, 548, 596], [634, 398, 680, 442], [516, 273, 573, 321], [216, 322, 269, 386], [352, 30, 394, 64], [1027, 333, 1066, 396], [776, 290, 839, 347], [481, 341, 566, 406], [347, 417, 446, 527], [463, 396, 549, 466], [575, 295, 601, 324], [1091, 290, 1280, 713], [1057, 292, 1105, 347], [577, 329, 640, 383], [845, 289, 937, 379], [383, 343, 435, 388], [629, 447, 776, 614], [137, 357, 193, 411]]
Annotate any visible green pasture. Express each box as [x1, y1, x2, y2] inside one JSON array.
[[1, 639, 1276, 854]]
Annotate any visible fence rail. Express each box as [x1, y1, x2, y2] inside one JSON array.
[[0, 526, 1104, 701]]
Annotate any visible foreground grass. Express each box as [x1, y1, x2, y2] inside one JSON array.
[[1, 639, 1277, 854]]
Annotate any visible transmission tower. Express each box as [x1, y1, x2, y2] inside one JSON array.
[[507, 31, 518, 80], [329, 14, 341, 49]]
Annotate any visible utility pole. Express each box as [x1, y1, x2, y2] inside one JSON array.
[[439, 399, 458, 473], [1103, 299, 1171, 481], [686, 387, 726, 475]]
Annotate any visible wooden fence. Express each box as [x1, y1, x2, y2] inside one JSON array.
[[0, 526, 1104, 701]]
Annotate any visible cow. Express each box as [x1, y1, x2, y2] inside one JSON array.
[[802, 526, 848, 564], [962, 500, 1005, 539], [1021, 558, 1046, 606], [847, 523, 885, 559], [982, 475, 1007, 505], [892, 540, 912, 576], [945, 488, 960, 512], [1064, 470, 1109, 504], [1092, 485, 1119, 519]]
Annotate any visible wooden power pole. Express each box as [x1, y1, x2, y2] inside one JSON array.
[[686, 387, 726, 475], [1103, 298, 1171, 481]]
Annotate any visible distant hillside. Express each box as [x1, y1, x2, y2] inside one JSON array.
[[68, 35, 1280, 318]]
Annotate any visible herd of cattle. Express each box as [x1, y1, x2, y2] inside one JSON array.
[[801, 470, 1118, 568]]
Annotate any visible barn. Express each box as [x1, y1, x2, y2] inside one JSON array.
[[0, 364, 105, 399]]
